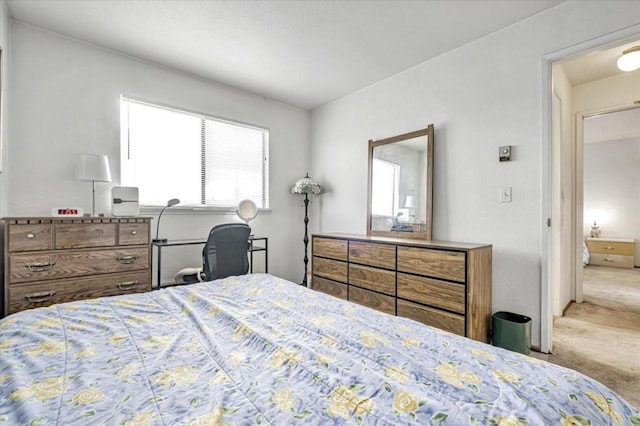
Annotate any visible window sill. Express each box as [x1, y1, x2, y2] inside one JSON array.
[[140, 205, 272, 215]]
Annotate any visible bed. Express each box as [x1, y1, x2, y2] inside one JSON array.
[[1, 273, 638, 425]]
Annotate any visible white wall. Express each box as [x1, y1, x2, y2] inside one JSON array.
[[584, 138, 640, 262], [311, 1, 640, 347], [0, 2, 10, 217], [8, 22, 311, 284]]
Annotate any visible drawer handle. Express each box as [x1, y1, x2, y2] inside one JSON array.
[[604, 246, 615, 250], [604, 258, 614, 262], [116, 255, 139, 264], [26, 233, 35, 239], [25, 291, 56, 303], [131, 230, 138, 235], [117, 280, 139, 290], [25, 260, 56, 272]]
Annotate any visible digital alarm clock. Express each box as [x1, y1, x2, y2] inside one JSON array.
[[51, 207, 84, 217]]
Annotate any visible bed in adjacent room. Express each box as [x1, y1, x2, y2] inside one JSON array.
[[1, 273, 638, 424]]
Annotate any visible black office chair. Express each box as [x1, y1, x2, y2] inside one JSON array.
[[176, 223, 251, 284]]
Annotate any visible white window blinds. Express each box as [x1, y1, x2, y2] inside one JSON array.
[[120, 97, 269, 208]]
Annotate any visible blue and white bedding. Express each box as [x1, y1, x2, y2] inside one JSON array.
[[1, 273, 638, 425]]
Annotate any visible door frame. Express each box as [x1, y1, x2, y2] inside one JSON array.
[[541, 25, 640, 353]]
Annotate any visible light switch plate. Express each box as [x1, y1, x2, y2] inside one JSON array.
[[500, 186, 512, 203]]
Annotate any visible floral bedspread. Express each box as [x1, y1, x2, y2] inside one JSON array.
[[1, 273, 638, 425]]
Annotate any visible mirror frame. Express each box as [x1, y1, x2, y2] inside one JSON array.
[[367, 124, 434, 240]]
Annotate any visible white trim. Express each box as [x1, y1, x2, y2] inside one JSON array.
[[140, 205, 272, 215]]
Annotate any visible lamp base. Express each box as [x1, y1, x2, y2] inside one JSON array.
[[152, 238, 168, 244]]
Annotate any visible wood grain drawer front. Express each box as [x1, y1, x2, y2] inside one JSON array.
[[349, 241, 396, 269], [349, 264, 396, 296], [397, 247, 466, 283], [313, 237, 348, 261], [9, 247, 149, 284], [8, 271, 150, 314], [311, 276, 348, 300], [348, 286, 395, 315], [397, 273, 465, 314], [8, 224, 53, 252], [587, 240, 634, 256], [397, 299, 464, 336], [119, 223, 150, 246], [589, 253, 634, 268], [312, 257, 348, 283], [55, 223, 116, 249]]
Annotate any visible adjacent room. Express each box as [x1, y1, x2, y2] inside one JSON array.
[[0, 1, 639, 423]]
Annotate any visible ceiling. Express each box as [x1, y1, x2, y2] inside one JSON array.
[[6, 0, 565, 110], [560, 39, 640, 86]]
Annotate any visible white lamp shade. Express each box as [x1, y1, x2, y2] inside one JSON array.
[[404, 195, 415, 209], [617, 46, 640, 72], [75, 154, 112, 182]]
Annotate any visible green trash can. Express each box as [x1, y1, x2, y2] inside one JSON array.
[[492, 311, 531, 355]]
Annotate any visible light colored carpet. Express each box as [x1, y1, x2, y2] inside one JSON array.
[[583, 265, 640, 314], [531, 266, 640, 409]]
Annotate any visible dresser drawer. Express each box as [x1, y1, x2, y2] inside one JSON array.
[[589, 253, 634, 268], [311, 276, 348, 300], [349, 264, 396, 296], [587, 239, 633, 256], [119, 223, 150, 246], [397, 273, 465, 314], [349, 241, 396, 269], [9, 247, 149, 284], [313, 237, 348, 261], [8, 271, 150, 314], [8, 224, 53, 252], [349, 286, 395, 315], [397, 299, 464, 336], [397, 247, 466, 283], [55, 223, 116, 249], [312, 256, 347, 282]]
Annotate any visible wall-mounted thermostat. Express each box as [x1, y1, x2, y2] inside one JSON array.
[[499, 145, 511, 162]]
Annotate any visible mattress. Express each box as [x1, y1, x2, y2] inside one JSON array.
[[1, 273, 638, 424]]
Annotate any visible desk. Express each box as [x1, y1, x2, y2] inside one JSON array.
[[152, 236, 268, 288]]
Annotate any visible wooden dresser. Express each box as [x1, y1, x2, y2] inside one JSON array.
[[1, 217, 152, 317], [586, 237, 635, 268], [311, 233, 492, 343]]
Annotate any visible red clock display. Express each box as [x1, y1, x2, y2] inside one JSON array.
[[51, 207, 83, 217], [58, 208, 79, 215]]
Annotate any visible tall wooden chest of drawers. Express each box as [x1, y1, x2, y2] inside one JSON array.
[[1, 217, 152, 317], [311, 233, 492, 343], [586, 237, 635, 268]]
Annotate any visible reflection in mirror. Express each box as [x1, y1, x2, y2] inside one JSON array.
[[367, 125, 434, 240]]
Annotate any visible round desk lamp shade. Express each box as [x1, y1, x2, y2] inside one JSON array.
[[237, 199, 258, 224], [291, 173, 322, 194]]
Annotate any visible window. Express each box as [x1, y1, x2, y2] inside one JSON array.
[[120, 97, 269, 208], [371, 158, 399, 216]]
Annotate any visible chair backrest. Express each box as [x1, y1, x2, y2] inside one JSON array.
[[202, 223, 251, 281]]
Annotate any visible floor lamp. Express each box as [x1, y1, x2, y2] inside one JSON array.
[[291, 172, 322, 286]]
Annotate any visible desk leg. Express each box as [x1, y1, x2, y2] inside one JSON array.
[[157, 246, 162, 289], [250, 240, 254, 273], [265, 239, 268, 273]]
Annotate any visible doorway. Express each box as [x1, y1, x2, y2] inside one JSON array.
[[544, 33, 640, 353]]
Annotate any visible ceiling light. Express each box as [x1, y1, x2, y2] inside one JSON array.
[[617, 46, 640, 72]]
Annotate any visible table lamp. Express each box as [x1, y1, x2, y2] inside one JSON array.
[[75, 154, 112, 216], [153, 198, 180, 243]]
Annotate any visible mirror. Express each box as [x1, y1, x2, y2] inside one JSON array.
[[367, 125, 434, 239]]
